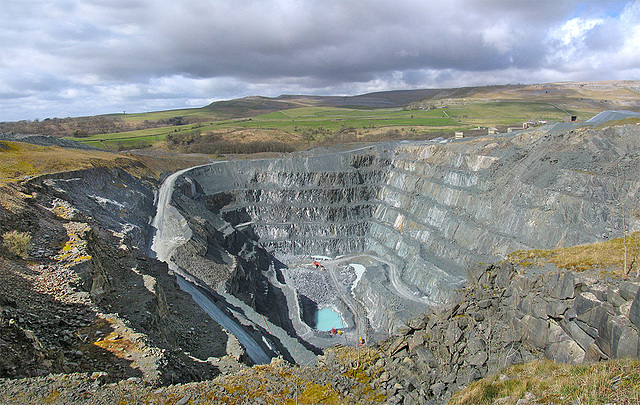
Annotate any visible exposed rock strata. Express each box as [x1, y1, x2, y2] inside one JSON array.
[[169, 123, 640, 336]]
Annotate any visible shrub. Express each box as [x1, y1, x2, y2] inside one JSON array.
[[2, 230, 32, 258]]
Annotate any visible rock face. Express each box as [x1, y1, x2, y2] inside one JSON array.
[[169, 123, 640, 332], [363, 262, 640, 404], [0, 168, 235, 383]]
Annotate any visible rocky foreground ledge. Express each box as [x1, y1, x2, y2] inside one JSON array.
[[363, 261, 640, 404], [2, 259, 638, 405]]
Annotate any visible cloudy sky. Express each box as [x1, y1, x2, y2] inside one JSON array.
[[1, 0, 639, 121]]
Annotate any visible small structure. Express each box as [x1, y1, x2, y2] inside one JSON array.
[[564, 115, 578, 122], [488, 127, 499, 134], [454, 131, 464, 139]]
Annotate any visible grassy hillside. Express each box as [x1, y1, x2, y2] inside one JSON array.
[[507, 232, 640, 276], [0, 140, 211, 185], [1, 81, 638, 153]]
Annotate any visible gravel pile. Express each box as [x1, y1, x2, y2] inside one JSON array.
[[283, 267, 333, 306]]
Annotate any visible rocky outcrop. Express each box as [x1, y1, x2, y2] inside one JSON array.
[[363, 262, 640, 404], [0, 169, 246, 384], [27, 167, 156, 250]]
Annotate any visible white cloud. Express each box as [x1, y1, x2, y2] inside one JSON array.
[[482, 21, 516, 54], [552, 17, 605, 46]]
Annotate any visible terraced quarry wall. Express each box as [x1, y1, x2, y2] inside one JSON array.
[[170, 123, 640, 333], [366, 125, 640, 303]]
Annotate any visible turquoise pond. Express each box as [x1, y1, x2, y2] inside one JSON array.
[[315, 307, 345, 331]]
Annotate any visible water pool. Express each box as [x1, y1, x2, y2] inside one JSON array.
[[315, 307, 345, 331]]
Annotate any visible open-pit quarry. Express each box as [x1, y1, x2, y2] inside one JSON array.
[[2, 112, 640, 404], [150, 112, 640, 365]]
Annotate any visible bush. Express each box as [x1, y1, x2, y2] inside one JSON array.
[[2, 230, 32, 258]]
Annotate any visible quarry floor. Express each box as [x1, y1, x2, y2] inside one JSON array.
[[276, 251, 431, 350]]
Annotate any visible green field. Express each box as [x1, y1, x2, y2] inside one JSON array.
[[442, 101, 585, 125], [7, 81, 635, 152], [65, 106, 468, 150], [62, 97, 600, 151]]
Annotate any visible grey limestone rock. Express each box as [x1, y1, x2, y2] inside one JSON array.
[[546, 300, 570, 319], [620, 282, 640, 301], [596, 315, 639, 358], [467, 350, 487, 367], [564, 320, 595, 351], [574, 292, 603, 316], [545, 339, 585, 364], [494, 262, 514, 290], [445, 322, 463, 347], [549, 272, 576, 300], [465, 263, 489, 286], [606, 286, 626, 307], [630, 288, 640, 330], [407, 316, 426, 331]]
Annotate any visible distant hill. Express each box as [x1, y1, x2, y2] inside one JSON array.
[[1, 81, 638, 149], [276, 81, 640, 111]]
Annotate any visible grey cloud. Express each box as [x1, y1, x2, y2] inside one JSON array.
[[1, 0, 638, 121]]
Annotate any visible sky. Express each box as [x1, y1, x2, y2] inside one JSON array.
[[1, 0, 639, 121]]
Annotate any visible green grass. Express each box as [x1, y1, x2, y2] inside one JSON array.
[[443, 101, 594, 126], [449, 358, 640, 405], [507, 232, 640, 275]]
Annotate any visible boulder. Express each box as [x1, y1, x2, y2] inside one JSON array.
[[413, 345, 437, 369], [445, 322, 463, 347], [583, 342, 608, 362], [629, 288, 640, 330], [520, 315, 549, 349], [408, 331, 426, 352], [508, 275, 534, 298], [619, 282, 640, 301], [430, 382, 445, 396], [605, 286, 626, 307], [530, 297, 548, 319], [546, 300, 570, 319], [596, 315, 639, 358], [574, 292, 602, 316], [545, 339, 585, 364], [564, 320, 594, 351], [407, 317, 426, 331], [467, 350, 488, 367], [465, 338, 485, 356], [388, 336, 409, 356], [494, 262, 514, 290], [549, 272, 576, 300], [466, 263, 490, 286]]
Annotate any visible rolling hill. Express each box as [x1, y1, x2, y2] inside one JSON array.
[[1, 80, 638, 153]]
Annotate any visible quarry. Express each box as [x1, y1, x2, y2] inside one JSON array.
[[151, 111, 640, 365], [1, 110, 640, 404]]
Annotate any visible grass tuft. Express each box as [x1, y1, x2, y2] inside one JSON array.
[[449, 358, 640, 405], [507, 232, 640, 276]]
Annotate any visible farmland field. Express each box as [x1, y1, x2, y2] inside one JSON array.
[[65, 106, 467, 150], [45, 81, 638, 152]]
